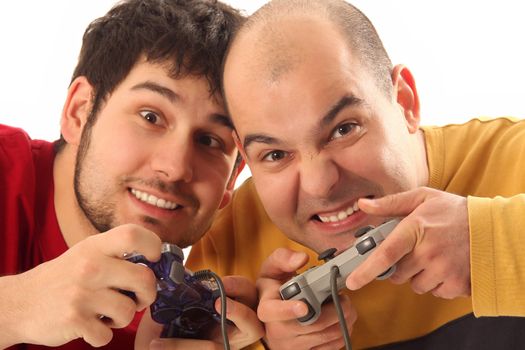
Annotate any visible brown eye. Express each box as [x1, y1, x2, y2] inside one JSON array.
[[197, 134, 222, 149], [330, 122, 356, 140], [139, 111, 159, 124], [263, 150, 286, 162]]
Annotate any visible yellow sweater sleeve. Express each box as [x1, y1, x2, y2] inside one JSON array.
[[469, 194, 525, 316]]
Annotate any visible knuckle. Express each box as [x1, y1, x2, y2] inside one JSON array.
[[63, 308, 83, 329], [77, 259, 101, 281], [66, 285, 89, 310], [139, 266, 157, 287], [386, 194, 397, 207], [378, 245, 397, 267], [118, 225, 142, 246], [389, 271, 406, 284], [410, 280, 425, 295], [318, 327, 343, 342], [114, 300, 136, 326]]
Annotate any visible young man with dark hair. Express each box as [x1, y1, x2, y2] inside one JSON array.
[[0, 0, 262, 348]]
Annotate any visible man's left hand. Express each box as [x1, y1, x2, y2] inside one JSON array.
[[346, 187, 471, 299], [135, 275, 264, 349]]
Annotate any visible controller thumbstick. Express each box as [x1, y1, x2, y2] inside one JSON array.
[[354, 225, 374, 238], [318, 248, 337, 262]]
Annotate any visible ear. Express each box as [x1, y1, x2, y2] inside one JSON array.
[[218, 131, 247, 209], [60, 76, 94, 146], [391, 65, 420, 134]]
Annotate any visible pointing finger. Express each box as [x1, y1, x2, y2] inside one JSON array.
[[346, 218, 419, 290]]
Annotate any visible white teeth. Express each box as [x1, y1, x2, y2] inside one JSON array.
[[317, 201, 361, 223], [130, 189, 179, 210]]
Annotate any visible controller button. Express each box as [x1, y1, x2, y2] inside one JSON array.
[[354, 225, 374, 238], [318, 248, 337, 262], [297, 298, 316, 323], [356, 237, 377, 255], [281, 282, 301, 299], [168, 260, 185, 284]]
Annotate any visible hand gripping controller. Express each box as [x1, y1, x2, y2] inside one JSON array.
[[125, 243, 225, 339], [279, 218, 401, 325]]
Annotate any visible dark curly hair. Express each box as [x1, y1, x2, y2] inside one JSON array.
[[55, 0, 243, 151]]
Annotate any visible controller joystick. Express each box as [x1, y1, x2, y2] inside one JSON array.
[[125, 243, 227, 339], [318, 248, 337, 262], [279, 218, 401, 325]]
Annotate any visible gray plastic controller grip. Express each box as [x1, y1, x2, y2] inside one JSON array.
[[279, 218, 401, 325]]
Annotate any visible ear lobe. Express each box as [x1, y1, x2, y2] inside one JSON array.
[[60, 76, 94, 146], [391, 65, 420, 134]]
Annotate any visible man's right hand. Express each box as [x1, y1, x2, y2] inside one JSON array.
[[0, 224, 161, 348], [256, 248, 357, 350]]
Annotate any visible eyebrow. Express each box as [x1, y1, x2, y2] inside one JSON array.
[[320, 94, 363, 127], [131, 81, 234, 129], [242, 94, 363, 151], [131, 81, 179, 103], [243, 134, 278, 150], [211, 114, 234, 130]]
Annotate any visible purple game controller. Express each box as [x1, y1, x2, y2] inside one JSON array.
[[125, 243, 225, 339]]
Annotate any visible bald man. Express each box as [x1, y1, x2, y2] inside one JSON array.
[[188, 0, 525, 349]]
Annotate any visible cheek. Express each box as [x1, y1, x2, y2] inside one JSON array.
[[194, 160, 234, 206], [363, 139, 414, 192], [251, 167, 296, 220], [95, 124, 149, 171]]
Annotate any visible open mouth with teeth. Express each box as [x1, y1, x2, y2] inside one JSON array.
[[130, 188, 180, 210], [312, 195, 374, 223]]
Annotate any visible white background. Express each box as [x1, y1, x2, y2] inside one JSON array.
[[1, 1, 524, 187]]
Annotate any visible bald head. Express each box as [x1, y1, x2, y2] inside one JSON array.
[[226, 0, 393, 95]]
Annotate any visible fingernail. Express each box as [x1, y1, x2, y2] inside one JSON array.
[[215, 296, 233, 315], [294, 302, 308, 317], [346, 278, 357, 291], [359, 197, 377, 207], [290, 252, 306, 267]]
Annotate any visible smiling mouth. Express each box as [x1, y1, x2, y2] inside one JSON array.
[[130, 188, 181, 210], [312, 195, 374, 223]]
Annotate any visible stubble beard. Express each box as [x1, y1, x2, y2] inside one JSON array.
[[73, 119, 117, 233]]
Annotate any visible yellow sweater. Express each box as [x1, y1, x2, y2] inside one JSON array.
[[187, 117, 525, 349]]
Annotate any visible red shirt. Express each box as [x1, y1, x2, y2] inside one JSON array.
[[0, 124, 140, 349]]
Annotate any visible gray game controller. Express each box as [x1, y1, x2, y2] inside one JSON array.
[[279, 218, 401, 325]]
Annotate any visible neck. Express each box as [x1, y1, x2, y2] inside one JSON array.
[[415, 128, 430, 187], [53, 146, 98, 247]]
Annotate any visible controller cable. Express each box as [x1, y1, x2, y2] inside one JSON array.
[[195, 270, 231, 350], [330, 265, 352, 350]]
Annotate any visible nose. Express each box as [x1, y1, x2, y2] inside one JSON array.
[[150, 136, 194, 183], [298, 152, 340, 198]]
